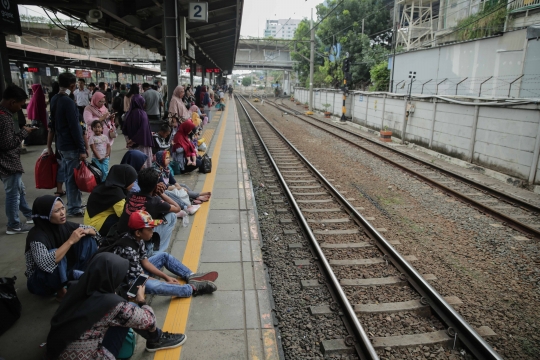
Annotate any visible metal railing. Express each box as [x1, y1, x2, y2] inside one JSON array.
[[508, 0, 540, 11]]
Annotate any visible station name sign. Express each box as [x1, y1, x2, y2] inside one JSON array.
[[75, 70, 92, 78], [1, 0, 22, 35]]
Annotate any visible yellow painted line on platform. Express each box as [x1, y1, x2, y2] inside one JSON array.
[[154, 102, 229, 360]]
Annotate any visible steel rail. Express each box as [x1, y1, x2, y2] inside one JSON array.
[[265, 98, 540, 240], [239, 95, 503, 360], [274, 98, 540, 213], [236, 96, 380, 360]]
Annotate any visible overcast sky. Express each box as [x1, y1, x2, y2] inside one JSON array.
[[240, 0, 324, 37]]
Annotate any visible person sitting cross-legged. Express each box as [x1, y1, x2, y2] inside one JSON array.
[[46, 253, 187, 359], [101, 210, 218, 298]]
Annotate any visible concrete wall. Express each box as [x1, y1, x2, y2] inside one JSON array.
[[293, 87, 540, 183], [391, 29, 529, 98]]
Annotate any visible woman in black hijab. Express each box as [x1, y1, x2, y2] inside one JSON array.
[[25, 196, 99, 300], [47, 253, 186, 359], [84, 165, 138, 237]]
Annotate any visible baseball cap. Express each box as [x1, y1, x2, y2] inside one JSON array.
[[128, 210, 163, 230]]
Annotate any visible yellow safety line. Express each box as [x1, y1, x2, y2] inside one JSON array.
[[154, 103, 229, 360]]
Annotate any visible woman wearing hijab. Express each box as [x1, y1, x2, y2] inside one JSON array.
[[200, 85, 213, 123], [46, 253, 186, 359], [120, 150, 148, 193], [124, 83, 139, 112], [84, 165, 138, 237], [194, 85, 201, 107], [122, 94, 153, 168], [168, 86, 191, 123], [84, 92, 117, 145], [24, 196, 99, 300], [172, 121, 201, 173], [27, 83, 48, 129]]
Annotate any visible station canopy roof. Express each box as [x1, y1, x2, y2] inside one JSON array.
[[21, 0, 244, 73]]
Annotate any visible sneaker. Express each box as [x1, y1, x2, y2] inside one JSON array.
[[145, 332, 187, 352], [190, 280, 217, 296], [188, 271, 219, 283], [6, 223, 33, 235], [26, 219, 34, 224]]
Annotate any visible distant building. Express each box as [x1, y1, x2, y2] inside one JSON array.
[[264, 19, 302, 39]]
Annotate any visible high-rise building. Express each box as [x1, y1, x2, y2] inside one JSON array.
[[264, 19, 302, 40]]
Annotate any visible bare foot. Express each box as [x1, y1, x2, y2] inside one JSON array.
[[197, 195, 210, 202], [193, 200, 202, 205], [200, 191, 212, 197]]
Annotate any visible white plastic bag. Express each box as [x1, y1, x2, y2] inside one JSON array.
[[169, 188, 191, 206]]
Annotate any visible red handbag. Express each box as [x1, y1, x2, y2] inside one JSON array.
[[35, 152, 58, 189], [74, 161, 97, 193]]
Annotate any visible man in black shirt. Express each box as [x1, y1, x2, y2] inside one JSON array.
[[117, 168, 180, 254]]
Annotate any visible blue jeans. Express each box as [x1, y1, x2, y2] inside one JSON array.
[[165, 190, 189, 211], [27, 236, 97, 296], [0, 172, 32, 228], [144, 251, 193, 297], [152, 212, 176, 252], [60, 150, 83, 215]]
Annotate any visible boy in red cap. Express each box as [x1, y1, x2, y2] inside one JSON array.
[[105, 210, 218, 297]]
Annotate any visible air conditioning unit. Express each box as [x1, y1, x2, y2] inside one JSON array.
[[86, 9, 103, 23]]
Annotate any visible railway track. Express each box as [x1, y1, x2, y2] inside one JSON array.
[[236, 95, 502, 360], [259, 96, 540, 241]]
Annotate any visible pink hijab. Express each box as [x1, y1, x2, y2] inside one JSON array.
[[27, 84, 47, 128], [85, 92, 107, 118], [168, 86, 191, 122]]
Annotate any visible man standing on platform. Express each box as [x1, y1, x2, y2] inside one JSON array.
[[50, 72, 87, 217], [142, 83, 164, 132], [0, 85, 36, 234], [73, 79, 91, 119]]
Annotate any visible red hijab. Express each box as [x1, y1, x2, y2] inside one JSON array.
[[27, 84, 47, 128], [173, 121, 196, 157]]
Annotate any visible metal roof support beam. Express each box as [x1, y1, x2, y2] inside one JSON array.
[[164, 0, 179, 103]]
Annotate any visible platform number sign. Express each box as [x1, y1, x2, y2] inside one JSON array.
[[189, 2, 208, 23]]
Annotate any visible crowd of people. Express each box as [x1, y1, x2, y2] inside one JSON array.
[[0, 74, 233, 358]]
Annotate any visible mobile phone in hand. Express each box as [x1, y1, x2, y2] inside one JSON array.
[[127, 273, 149, 298]]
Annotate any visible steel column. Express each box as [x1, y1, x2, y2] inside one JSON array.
[[164, 0, 179, 104]]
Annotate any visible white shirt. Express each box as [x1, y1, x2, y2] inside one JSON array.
[[73, 88, 91, 107]]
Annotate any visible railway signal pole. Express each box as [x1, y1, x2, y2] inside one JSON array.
[[341, 55, 350, 122], [309, 8, 315, 111]]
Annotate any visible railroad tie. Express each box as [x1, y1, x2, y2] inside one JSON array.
[[340, 273, 436, 286], [330, 255, 417, 266]]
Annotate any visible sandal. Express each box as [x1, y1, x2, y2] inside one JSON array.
[[54, 191, 66, 197]]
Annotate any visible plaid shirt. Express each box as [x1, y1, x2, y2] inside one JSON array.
[[0, 105, 28, 177]]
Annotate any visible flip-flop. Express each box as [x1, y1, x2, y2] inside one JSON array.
[[54, 191, 66, 197]]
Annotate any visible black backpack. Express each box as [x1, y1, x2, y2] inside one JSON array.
[[112, 93, 125, 113]]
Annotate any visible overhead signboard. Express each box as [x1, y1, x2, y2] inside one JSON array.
[[0, 0, 22, 36], [205, 68, 220, 73], [187, 43, 196, 59], [23, 67, 59, 76], [188, 2, 208, 23], [75, 70, 92, 78], [67, 29, 90, 49]]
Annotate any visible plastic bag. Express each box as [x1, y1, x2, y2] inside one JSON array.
[[199, 154, 212, 174], [35, 150, 58, 189], [169, 188, 190, 205], [117, 328, 136, 359], [198, 142, 207, 152], [182, 214, 189, 227], [0, 276, 22, 335], [74, 161, 98, 193]]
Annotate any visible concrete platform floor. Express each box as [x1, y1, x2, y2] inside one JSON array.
[[0, 98, 279, 360]]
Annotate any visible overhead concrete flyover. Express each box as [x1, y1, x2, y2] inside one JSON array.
[[234, 38, 298, 70]]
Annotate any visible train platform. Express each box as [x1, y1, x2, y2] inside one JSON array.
[[0, 98, 280, 360]]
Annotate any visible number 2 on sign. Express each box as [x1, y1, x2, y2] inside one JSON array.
[[193, 5, 202, 17]]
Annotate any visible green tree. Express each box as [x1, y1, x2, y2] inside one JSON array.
[[289, 19, 314, 86], [316, 0, 391, 89], [241, 77, 252, 87], [369, 61, 390, 91]]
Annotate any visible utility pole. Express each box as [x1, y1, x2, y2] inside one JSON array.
[[309, 8, 315, 111], [389, 0, 398, 92]]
